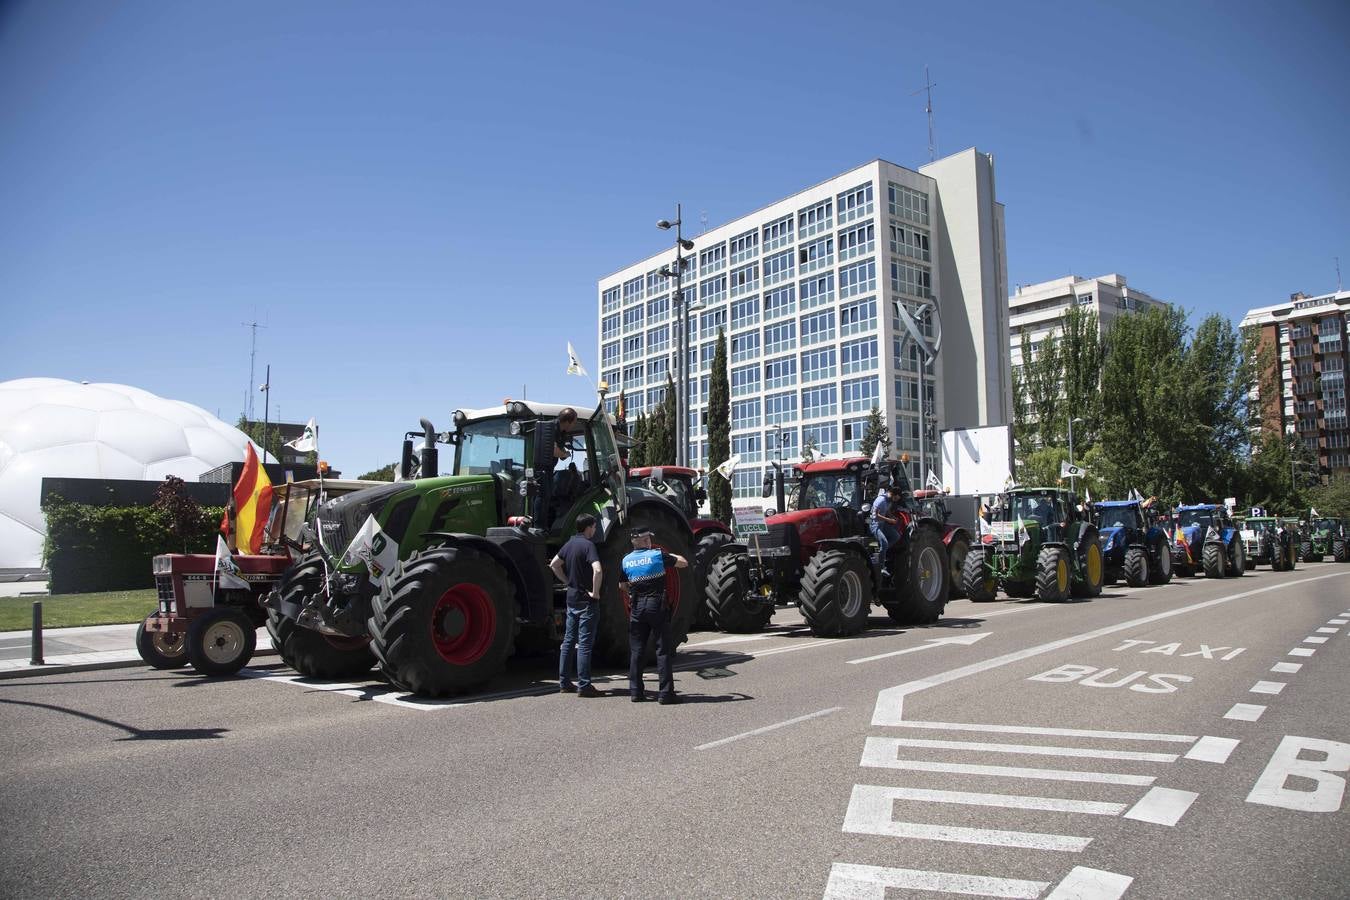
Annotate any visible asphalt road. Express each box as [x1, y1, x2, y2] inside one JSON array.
[[1, 565, 1347, 899]]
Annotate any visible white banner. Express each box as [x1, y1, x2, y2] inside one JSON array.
[[285, 417, 318, 453], [1060, 461, 1087, 479]]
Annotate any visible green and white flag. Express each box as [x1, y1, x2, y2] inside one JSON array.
[[341, 514, 399, 585], [285, 418, 318, 454], [214, 535, 250, 591]]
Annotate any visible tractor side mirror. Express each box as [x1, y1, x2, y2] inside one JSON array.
[[761, 473, 774, 498], [399, 439, 415, 481]]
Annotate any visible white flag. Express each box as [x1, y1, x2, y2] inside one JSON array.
[[715, 454, 743, 481], [926, 469, 942, 491], [566, 342, 588, 377], [1311, 507, 1321, 517], [285, 417, 318, 453], [869, 440, 886, 466], [340, 514, 399, 585], [1060, 460, 1087, 479], [214, 535, 250, 591]]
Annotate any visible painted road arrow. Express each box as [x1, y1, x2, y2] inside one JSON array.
[[847, 632, 992, 665]]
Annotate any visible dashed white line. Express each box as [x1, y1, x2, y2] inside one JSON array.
[[1329, 618, 1348, 625], [1185, 735, 1240, 764], [885, 737, 1178, 762], [1271, 662, 1303, 674], [694, 706, 842, 751], [1250, 680, 1286, 695], [1303, 636, 1330, 644], [1316, 626, 1340, 634], [1123, 786, 1198, 826], [1044, 866, 1135, 900], [1224, 703, 1267, 721], [824, 863, 1048, 899], [1289, 647, 1316, 657]]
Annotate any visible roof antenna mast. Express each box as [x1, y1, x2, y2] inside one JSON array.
[[242, 318, 265, 420], [910, 65, 937, 162]]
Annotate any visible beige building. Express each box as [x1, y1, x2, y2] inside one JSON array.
[[1009, 273, 1168, 373]]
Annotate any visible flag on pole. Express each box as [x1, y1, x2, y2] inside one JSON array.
[[566, 342, 588, 377], [926, 469, 942, 491], [1311, 507, 1321, 517], [285, 418, 318, 453], [1060, 460, 1087, 479], [232, 443, 274, 554], [869, 440, 886, 466], [214, 535, 250, 592], [340, 514, 399, 585], [715, 454, 743, 481]]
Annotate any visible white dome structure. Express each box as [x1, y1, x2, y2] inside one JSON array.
[[0, 378, 257, 570]]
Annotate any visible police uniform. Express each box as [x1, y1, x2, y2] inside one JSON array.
[[621, 537, 677, 703]]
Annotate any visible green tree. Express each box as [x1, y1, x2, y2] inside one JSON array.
[[629, 413, 648, 468], [859, 405, 890, 460], [1060, 305, 1104, 451], [235, 416, 287, 463], [801, 432, 819, 464], [1013, 329, 1062, 455], [708, 327, 731, 523], [357, 463, 395, 482], [660, 375, 678, 465], [1310, 472, 1350, 520]]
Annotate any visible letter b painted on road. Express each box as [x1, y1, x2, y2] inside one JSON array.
[[1247, 736, 1350, 813]]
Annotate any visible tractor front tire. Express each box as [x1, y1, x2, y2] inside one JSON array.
[[947, 538, 971, 600], [961, 548, 998, 602], [1334, 539, 1349, 563], [1301, 541, 1319, 564], [185, 607, 257, 676], [1035, 546, 1070, 602], [1203, 542, 1226, 579], [705, 551, 774, 633], [269, 610, 376, 680], [1230, 539, 1246, 576], [1123, 547, 1150, 588], [1072, 539, 1104, 598], [692, 531, 735, 628], [136, 618, 188, 669], [368, 546, 516, 697], [799, 549, 873, 636]]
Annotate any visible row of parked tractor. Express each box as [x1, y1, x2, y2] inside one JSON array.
[[135, 396, 1345, 699]]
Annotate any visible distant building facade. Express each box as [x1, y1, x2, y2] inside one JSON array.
[[1009, 273, 1168, 374]]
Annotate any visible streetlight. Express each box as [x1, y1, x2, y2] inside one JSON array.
[[1068, 416, 1085, 493], [658, 205, 696, 467]]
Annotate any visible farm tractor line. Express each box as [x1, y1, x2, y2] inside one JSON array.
[[1301, 516, 1349, 563], [1171, 503, 1245, 578], [1093, 499, 1173, 587], [1238, 515, 1298, 571], [962, 487, 1104, 602]]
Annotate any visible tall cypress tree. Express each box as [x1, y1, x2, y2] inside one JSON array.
[[661, 374, 678, 466], [708, 327, 732, 523], [629, 413, 648, 468]]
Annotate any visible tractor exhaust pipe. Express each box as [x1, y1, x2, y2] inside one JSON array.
[[419, 418, 438, 479]]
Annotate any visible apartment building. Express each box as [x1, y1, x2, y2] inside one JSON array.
[[1009, 273, 1168, 372]]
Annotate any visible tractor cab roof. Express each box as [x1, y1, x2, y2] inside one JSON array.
[[1095, 499, 1142, 509], [1176, 503, 1221, 512], [452, 400, 613, 432], [628, 466, 700, 480], [795, 456, 874, 475], [913, 489, 946, 500]]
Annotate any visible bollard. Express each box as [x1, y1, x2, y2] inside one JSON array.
[[31, 600, 44, 666]]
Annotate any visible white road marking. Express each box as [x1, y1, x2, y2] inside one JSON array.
[[823, 863, 1048, 899], [1247, 735, 1350, 812], [682, 632, 778, 647], [1250, 680, 1286, 695], [891, 720, 1195, 743], [1043, 866, 1134, 900], [877, 785, 1126, 815], [1271, 662, 1303, 674], [872, 570, 1350, 725], [1224, 703, 1267, 721], [1316, 626, 1340, 634], [847, 632, 991, 665], [1185, 735, 1239, 764], [1329, 618, 1348, 625], [1123, 786, 1198, 826], [1289, 647, 1316, 657], [842, 785, 1091, 851], [695, 706, 842, 751], [1303, 636, 1330, 644], [885, 737, 1178, 762], [945, 603, 1051, 621], [860, 740, 1156, 784]]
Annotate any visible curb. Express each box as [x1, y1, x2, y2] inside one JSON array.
[[0, 646, 279, 680]]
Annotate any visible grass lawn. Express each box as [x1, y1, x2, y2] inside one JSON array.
[[0, 588, 156, 631]]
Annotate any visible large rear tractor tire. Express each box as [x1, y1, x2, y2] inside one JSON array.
[[947, 538, 971, 600], [1035, 546, 1070, 602], [1301, 541, 1319, 564], [136, 618, 188, 669], [692, 531, 735, 628], [799, 549, 873, 636], [889, 527, 950, 624], [1335, 539, 1349, 563], [368, 546, 516, 697], [185, 607, 257, 676], [1230, 539, 1246, 576], [1123, 547, 1150, 588], [705, 551, 775, 633], [1202, 542, 1226, 579], [961, 548, 998, 602], [1150, 540, 1174, 584], [593, 509, 696, 666], [1071, 538, 1104, 598]]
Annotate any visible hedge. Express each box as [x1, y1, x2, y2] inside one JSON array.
[[42, 496, 227, 594]]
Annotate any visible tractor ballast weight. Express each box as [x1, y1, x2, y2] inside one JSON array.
[[1173, 503, 1245, 578], [1093, 499, 1173, 587], [962, 487, 1104, 602]]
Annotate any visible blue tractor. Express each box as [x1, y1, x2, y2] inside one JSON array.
[[1093, 499, 1173, 587], [1171, 503, 1245, 578]]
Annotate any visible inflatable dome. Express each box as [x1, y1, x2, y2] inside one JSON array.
[[0, 378, 256, 571]]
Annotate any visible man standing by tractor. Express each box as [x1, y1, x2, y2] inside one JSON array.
[[621, 528, 688, 704], [551, 513, 603, 697], [870, 483, 905, 577]]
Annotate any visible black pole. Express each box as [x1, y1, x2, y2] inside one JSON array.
[[261, 364, 271, 465], [30, 601, 43, 666]]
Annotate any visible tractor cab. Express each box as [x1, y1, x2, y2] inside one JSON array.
[[626, 466, 706, 520], [787, 457, 909, 551], [987, 487, 1079, 545]]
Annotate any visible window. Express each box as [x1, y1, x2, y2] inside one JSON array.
[[732, 466, 763, 498], [730, 263, 759, 298], [731, 295, 760, 330], [762, 214, 794, 251], [799, 272, 835, 309], [732, 363, 760, 397], [841, 416, 869, 453], [700, 306, 726, 339], [888, 223, 930, 262], [764, 355, 797, 390], [646, 386, 666, 407], [646, 325, 670, 354], [602, 286, 621, 313], [622, 305, 644, 332], [699, 242, 726, 274], [602, 313, 621, 340], [841, 337, 877, 374], [837, 182, 874, 224], [839, 259, 876, 298], [731, 329, 760, 363], [764, 320, 797, 354], [732, 433, 763, 463], [1075, 293, 1094, 306], [887, 182, 930, 225], [766, 425, 798, 459], [803, 422, 838, 455], [764, 390, 797, 424], [700, 275, 726, 305], [647, 294, 670, 323], [729, 229, 759, 265], [731, 398, 761, 430], [763, 248, 795, 286], [700, 341, 715, 372], [646, 269, 668, 297], [800, 309, 835, 346], [799, 236, 834, 274], [764, 285, 796, 320], [603, 369, 619, 392], [802, 384, 837, 419], [839, 297, 877, 337], [798, 198, 833, 239], [602, 342, 621, 368], [622, 364, 643, 390], [894, 376, 919, 412], [622, 334, 644, 361], [890, 260, 932, 299], [842, 376, 879, 413], [801, 347, 836, 382], [837, 222, 875, 262], [623, 276, 643, 304]]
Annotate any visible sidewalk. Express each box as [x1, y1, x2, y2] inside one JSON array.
[[0, 622, 277, 679]]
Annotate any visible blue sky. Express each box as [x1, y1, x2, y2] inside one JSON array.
[[2, 0, 1347, 474]]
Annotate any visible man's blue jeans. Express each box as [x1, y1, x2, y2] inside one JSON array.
[[870, 521, 901, 570], [559, 600, 597, 689]]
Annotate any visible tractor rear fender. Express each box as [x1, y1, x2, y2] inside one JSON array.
[[624, 496, 696, 547], [908, 516, 946, 539], [421, 532, 541, 623]]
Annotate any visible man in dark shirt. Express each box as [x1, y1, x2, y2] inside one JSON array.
[[619, 528, 688, 704], [550, 513, 603, 697], [553, 407, 578, 459]]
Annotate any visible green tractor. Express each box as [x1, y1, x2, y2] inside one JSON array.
[[962, 487, 1104, 602], [1302, 516, 1349, 563], [266, 400, 696, 697]]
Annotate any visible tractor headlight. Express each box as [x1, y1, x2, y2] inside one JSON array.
[[507, 401, 528, 416], [152, 555, 171, 574]]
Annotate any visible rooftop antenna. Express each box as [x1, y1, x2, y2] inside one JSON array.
[[1337, 256, 1343, 292], [910, 65, 937, 162], [242, 318, 265, 420], [700, 210, 709, 234]]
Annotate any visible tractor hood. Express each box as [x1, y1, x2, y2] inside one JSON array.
[[317, 476, 496, 568], [1098, 526, 1125, 549], [768, 507, 841, 563]]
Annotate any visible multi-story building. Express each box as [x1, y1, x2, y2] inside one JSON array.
[[1009, 273, 1167, 373], [596, 148, 1011, 497], [1241, 289, 1350, 473]]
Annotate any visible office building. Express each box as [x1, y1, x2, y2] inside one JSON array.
[[1009, 273, 1168, 372]]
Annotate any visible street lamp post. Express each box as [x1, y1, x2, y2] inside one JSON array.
[[1068, 416, 1085, 493], [658, 206, 696, 468]]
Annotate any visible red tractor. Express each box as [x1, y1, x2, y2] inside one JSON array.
[[704, 457, 950, 635], [626, 466, 734, 626], [911, 489, 974, 600]]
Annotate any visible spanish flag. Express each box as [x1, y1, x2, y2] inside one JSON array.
[[230, 444, 274, 554]]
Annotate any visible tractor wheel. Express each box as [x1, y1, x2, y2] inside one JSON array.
[[692, 531, 735, 628], [1150, 540, 1174, 584], [1005, 580, 1036, 599], [889, 527, 950, 624], [799, 549, 873, 636], [1286, 540, 1298, 571], [1334, 539, 1349, 563], [368, 546, 516, 697], [1267, 538, 1283, 571], [1035, 546, 1070, 602], [1301, 541, 1319, 563], [961, 548, 998, 602], [705, 551, 774, 633], [947, 538, 971, 600], [593, 508, 696, 666], [136, 618, 187, 669], [1230, 539, 1246, 576], [268, 610, 376, 679], [1123, 547, 1150, 588], [185, 607, 257, 676], [1202, 542, 1226, 579], [1071, 539, 1104, 598]]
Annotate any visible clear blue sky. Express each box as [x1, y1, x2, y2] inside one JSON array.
[[3, 0, 1346, 475]]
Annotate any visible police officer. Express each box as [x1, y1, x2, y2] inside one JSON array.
[[619, 528, 688, 704]]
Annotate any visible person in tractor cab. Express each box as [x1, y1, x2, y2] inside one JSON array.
[[551, 513, 604, 697], [553, 407, 578, 459], [620, 527, 688, 704], [870, 483, 906, 578]]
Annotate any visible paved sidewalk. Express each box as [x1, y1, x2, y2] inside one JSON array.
[[0, 622, 277, 679]]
